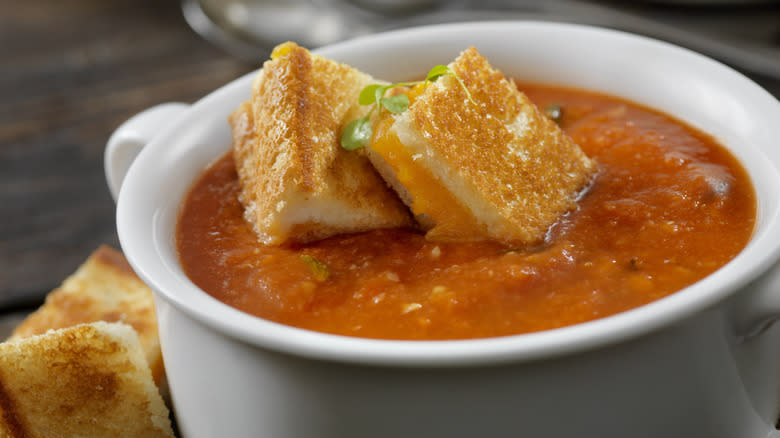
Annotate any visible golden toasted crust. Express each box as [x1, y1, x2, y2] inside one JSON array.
[[8, 246, 164, 389], [389, 47, 596, 244], [231, 42, 413, 245], [0, 322, 174, 438]]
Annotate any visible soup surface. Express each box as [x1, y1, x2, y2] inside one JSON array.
[[177, 83, 756, 340]]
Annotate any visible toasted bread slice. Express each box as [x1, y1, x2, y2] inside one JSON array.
[[230, 41, 413, 245], [0, 322, 174, 438], [8, 246, 164, 390], [365, 47, 597, 245]]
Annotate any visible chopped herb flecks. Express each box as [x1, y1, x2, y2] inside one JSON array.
[[300, 254, 330, 282], [545, 104, 563, 123]]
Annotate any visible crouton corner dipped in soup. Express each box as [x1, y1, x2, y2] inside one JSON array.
[[176, 45, 755, 340]]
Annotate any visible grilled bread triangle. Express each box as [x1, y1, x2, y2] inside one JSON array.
[[8, 246, 165, 391], [230, 42, 413, 245], [365, 47, 597, 245], [0, 322, 174, 438]]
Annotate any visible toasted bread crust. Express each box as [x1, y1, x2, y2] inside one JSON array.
[[391, 47, 596, 244], [232, 42, 413, 245], [0, 322, 173, 438], [8, 246, 164, 389]]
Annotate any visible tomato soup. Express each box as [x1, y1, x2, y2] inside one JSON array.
[[177, 83, 756, 340]]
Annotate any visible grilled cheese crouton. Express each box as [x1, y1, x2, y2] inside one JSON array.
[[0, 322, 174, 438], [8, 246, 164, 390], [365, 47, 597, 245], [231, 41, 413, 245]]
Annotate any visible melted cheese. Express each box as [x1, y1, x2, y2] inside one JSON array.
[[370, 104, 482, 241]]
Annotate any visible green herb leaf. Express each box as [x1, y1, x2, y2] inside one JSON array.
[[340, 115, 373, 151], [300, 254, 330, 282], [380, 93, 409, 114], [341, 65, 475, 151], [423, 65, 476, 105], [359, 84, 383, 106], [425, 65, 453, 82], [374, 85, 391, 107]]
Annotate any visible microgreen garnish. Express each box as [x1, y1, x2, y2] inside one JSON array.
[[379, 93, 410, 114], [300, 254, 330, 282], [341, 116, 373, 151], [425, 64, 452, 82], [340, 65, 475, 151]]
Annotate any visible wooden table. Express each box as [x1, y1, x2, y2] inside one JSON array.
[[0, 0, 258, 310], [2, 0, 780, 312]]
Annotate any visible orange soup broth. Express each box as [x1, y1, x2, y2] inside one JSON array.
[[177, 83, 756, 340]]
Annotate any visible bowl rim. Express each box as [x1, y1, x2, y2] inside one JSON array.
[[117, 20, 780, 367]]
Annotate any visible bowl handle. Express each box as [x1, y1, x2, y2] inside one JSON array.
[[731, 258, 780, 341], [104, 103, 190, 202]]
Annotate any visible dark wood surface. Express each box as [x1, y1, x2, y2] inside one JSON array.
[[1, 0, 779, 312], [0, 0, 259, 310]]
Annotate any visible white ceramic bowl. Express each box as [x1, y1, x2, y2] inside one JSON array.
[[107, 21, 780, 437]]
